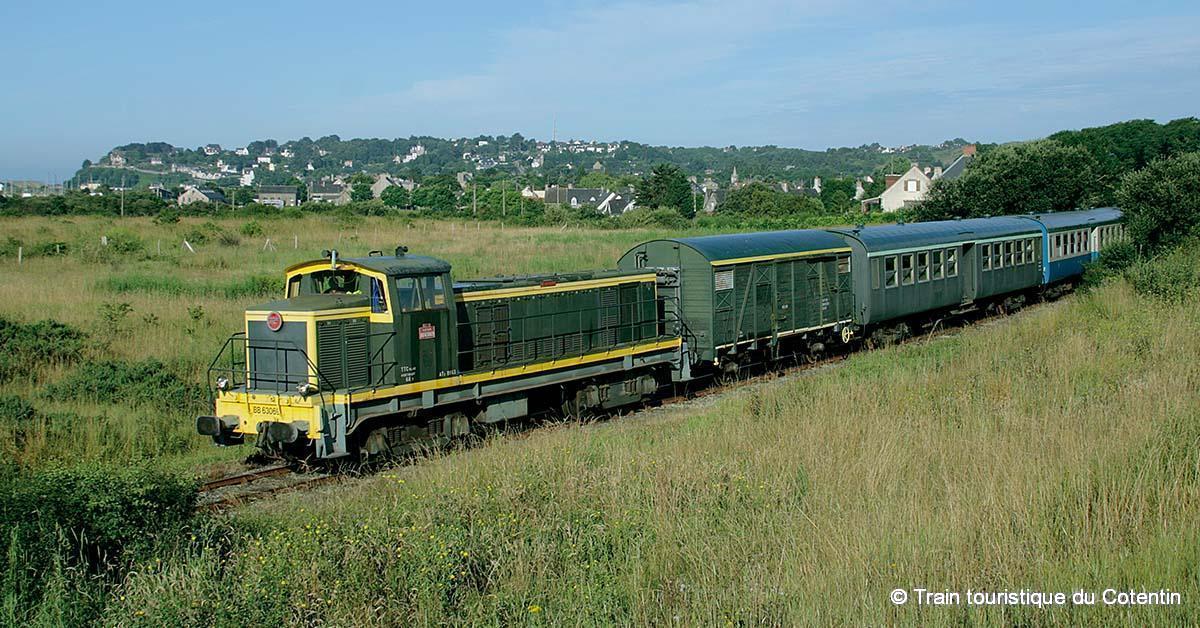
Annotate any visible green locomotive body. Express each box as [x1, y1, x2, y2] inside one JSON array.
[[199, 248, 682, 458]]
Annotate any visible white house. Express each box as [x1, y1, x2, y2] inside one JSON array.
[[860, 164, 933, 213]]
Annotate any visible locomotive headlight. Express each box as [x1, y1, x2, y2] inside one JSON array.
[[297, 382, 317, 397], [215, 376, 230, 391]]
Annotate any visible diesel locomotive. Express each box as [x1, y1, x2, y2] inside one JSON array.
[[197, 208, 1124, 458]]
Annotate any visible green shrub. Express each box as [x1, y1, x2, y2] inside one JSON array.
[[1126, 244, 1200, 303], [0, 463, 198, 623], [182, 228, 208, 246], [153, 208, 181, 224], [1116, 151, 1200, 252], [0, 317, 88, 378], [1081, 241, 1139, 290], [105, 230, 144, 254], [0, 235, 21, 257], [216, 230, 241, 246], [0, 394, 35, 426], [75, 230, 144, 262], [40, 359, 202, 410], [239, 220, 264, 237]]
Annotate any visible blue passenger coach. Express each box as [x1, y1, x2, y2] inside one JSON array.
[[1021, 208, 1125, 284]]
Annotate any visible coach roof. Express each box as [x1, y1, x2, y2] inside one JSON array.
[[634, 230, 850, 264], [828, 217, 1040, 252], [1025, 207, 1123, 231]]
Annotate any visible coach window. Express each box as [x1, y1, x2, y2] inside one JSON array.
[[884, 256, 898, 288], [901, 254, 914, 285], [946, 248, 958, 277], [981, 244, 992, 270], [917, 251, 930, 282], [1026, 239, 1035, 263], [838, 256, 851, 274], [1016, 241, 1025, 265], [995, 243, 1004, 269], [871, 259, 881, 290], [1004, 241, 1014, 267], [932, 250, 944, 280]]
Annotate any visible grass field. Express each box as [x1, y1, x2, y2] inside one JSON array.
[[1, 215, 1197, 626]]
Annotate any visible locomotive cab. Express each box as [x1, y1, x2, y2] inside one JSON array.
[[198, 248, 458, 457]]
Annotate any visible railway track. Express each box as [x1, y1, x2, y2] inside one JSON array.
[[197, 464, 339, 510]]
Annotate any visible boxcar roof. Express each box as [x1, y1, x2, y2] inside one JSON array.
[[828, 217, 1039, 252], [1026, 207, 1123, 230], [632, 230, 849, 264]]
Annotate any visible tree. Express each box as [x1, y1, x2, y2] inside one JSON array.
[[913, 140, 1099, 221], [232, 188, 255, 206], [719, 182, 824, 217], [350, 182, 373, 203], [380, 185, 410, 208], [1115, 151, 1200, 252], [819, 177, 856, 212], [411, 174, 458, 212], [635, 164, 691, 217]]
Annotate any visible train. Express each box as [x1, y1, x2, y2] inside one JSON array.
[[197, 208, 1125, 459]]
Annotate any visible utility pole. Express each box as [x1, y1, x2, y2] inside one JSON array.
[[120, 173, 126, 217], [472, 182, 477, 216], [502, 180, 506, 217]]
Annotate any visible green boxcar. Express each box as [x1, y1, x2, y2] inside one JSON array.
[[618, 231, 854, 366]]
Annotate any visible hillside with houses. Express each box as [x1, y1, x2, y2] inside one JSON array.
[[62, 134, 973, 215]]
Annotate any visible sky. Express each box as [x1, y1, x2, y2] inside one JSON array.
[[2, 0, 1199, 180]]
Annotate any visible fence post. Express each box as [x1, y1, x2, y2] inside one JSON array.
[[294, 234, 298, 249], [16, 246, 21, 265]]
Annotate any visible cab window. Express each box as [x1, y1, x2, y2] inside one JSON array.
[[421, 275, 447, 308], [394, 277, 420, 311], [313, 270, 362, 294], [370, 277, 388, 313], [288, 270, 364, 296]]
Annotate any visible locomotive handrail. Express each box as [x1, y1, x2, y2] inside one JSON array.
[[206, 333, 337, 411]]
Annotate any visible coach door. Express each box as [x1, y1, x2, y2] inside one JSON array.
[[395, 274, 453, 384], [959, 244, 977, 303]]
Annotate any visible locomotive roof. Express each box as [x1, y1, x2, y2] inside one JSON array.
[[636, 229, 849, 263], [828, 216, 1040, 252], [1025, 207, 1123, 230]]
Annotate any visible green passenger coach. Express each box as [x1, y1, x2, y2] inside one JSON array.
[[828, 217, 1044, 328], [618, 231, 854, 370]]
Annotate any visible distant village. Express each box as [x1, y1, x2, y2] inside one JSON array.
[[11, 135, 976, 215]]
